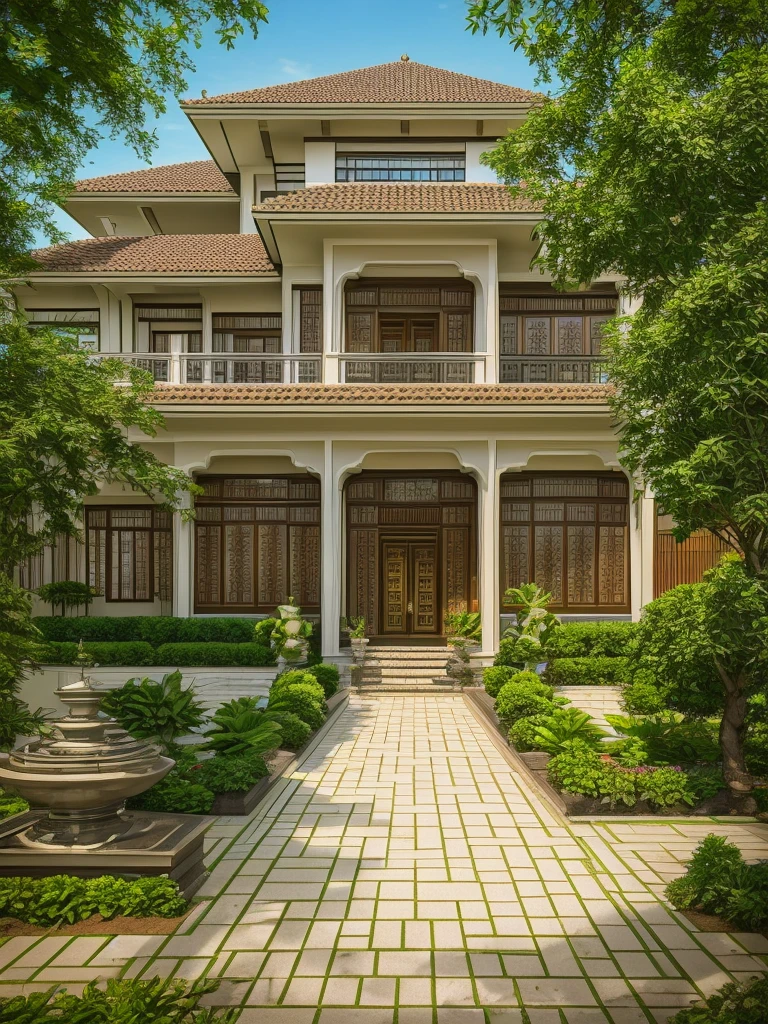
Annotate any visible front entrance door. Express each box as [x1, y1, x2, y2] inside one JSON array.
[[382, 538, 439, 636]]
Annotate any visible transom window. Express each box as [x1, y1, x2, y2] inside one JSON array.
[[335, 153, 465, 182]]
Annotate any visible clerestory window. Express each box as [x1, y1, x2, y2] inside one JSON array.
[[335, 153, 465, 182]]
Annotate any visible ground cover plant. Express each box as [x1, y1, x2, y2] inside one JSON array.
[[670, 974, 768, 1024], [0, 875, 186, 925], [666, 834, 768, 932], [0, 977, 235, 1023]]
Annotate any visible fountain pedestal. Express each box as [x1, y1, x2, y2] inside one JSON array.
[[0, 676, 209, 897]]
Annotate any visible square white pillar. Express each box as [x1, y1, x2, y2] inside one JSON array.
[[479, 441, 500, 656], [321, 440, 341, 656], [172, 491, 194, 618]]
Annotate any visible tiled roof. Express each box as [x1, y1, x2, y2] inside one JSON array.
[[151, 383, 611, 405], [254, 183, 539, 215], [185, 61, 542, 105], [31, 234, 276, 275], [74, 160, 235, 194]]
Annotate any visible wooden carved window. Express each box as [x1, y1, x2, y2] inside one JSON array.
[[212, 313, 282, 352], [500, 474, 629, 612], [86, 507, 172, 603], [344, 280, 474, 354], [498, 289, 617, 383], [194, 476, 320, 613], [297, 288, 322, 353]]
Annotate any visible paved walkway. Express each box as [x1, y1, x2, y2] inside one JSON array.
[[1, 694, 767, 1023]]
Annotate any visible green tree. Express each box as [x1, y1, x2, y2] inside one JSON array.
[[468, 0, 768, 805], [1, 0, 268, 274], [467, 0, 768, 574]]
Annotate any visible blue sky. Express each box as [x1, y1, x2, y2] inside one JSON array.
[[55, 0, 542, 239]]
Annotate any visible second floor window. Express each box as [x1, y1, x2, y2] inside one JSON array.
[[336, 153, 465, 182]]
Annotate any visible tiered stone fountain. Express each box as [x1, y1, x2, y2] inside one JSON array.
[[0, 671, 209, 895]]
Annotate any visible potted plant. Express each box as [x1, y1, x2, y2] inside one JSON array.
[[344, 616, 368, 665], [271, 598, 312, 666]]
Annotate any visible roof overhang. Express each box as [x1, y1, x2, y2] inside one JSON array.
[[22, 272, 279, 286], [182, 101, 538, 119]]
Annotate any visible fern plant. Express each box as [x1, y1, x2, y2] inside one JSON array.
[[202, 707, 282, 757], [532, 708, 608, 755]]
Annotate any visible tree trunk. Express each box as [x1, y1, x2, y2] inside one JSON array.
[[717, 666, 756, 814]]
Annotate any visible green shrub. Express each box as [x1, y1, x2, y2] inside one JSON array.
[[101, 670, 206, 747], [547, 742, 605, 799], [0, 788, 28, 820], [268, 683, 326, 731], [42, 640, 155, 666], [665, 834, 768, 931], [543, 621, 636, 658], [531, 708, 608, 755], [129, 773, 215, 815], [637, 766, 696, 808], [669, 974, 768, 1024], [0, 874, 186, 925], [0, 977, 237, 1023], [271, 669, 324, 699], [495, 683, 555, 725], [202, 704, 282, 757], [194, 751, 269, 794], [622, 676, 670, 715], [495, 635, 547, 668], [262, 711, 311, 750], [605, 712, 720, 764], [33, 615, 257, 645], [543, 656, 629, 686], [507, 713, 552, 752], [305, 662, 340, 698], [482, 665, 518, 698], [154, 642, 273, 667]]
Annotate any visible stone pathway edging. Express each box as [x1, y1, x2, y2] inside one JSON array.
[[0, 693, 765, 1024]]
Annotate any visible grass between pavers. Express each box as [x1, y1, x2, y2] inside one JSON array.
[[0, 695, 765, 1019]]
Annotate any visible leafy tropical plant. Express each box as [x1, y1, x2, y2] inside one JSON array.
[[35, 581, 98, 617], [0, 976, 237, 1023], [344, 616, 367, 639], [129, 773, 214, 815], [202, 706, 282, 757], [669, 974, 768, 1024], [500, 583, 560, 669], [445, 611, 482, 645], [507, 713, 552, 752], [0, 874, 186, 925], [605, 713, 720, 765], [101, 671, 206, 748], [532, 708, 607, 756]]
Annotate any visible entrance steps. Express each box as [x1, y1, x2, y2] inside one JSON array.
[[354, 646, 457, 693]]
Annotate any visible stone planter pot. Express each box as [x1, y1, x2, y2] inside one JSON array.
[[350, 637, 369, 666]]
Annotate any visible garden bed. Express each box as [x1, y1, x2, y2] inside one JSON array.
[[464, 688, 730, 817], [209, 688, 349, 816], [0, 907, 194, 938]]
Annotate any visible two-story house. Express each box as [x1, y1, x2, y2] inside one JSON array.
[[16, 58, 728, 659]]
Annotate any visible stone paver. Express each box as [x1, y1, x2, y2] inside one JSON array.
[[0, 695, 766, 1023]]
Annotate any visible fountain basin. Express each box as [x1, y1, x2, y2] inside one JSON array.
[[0, 756, 173, 811]]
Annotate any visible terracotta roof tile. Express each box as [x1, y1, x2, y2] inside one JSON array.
[[31, 234, 276, 275], [74, 160, 235, 194], [185, 61, 542, 105], [254, 183, 539, 215], [151, 383, 611, 405]]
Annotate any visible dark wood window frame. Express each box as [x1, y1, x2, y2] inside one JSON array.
[[86, 505, 172, 603], [194, 475, 321, 614], [500, 471, 631, 614]]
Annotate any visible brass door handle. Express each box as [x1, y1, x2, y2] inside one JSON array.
[[407, 601, 413, 613]]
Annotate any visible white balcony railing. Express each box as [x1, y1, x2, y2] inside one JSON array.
[[500, 355, 609, 384], [89, 352, 321, 385], [338, 353, 485, 384]]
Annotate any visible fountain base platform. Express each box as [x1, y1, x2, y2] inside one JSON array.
[[0, 810, 209, 898]]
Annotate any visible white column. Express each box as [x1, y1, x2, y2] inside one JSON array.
[[320, 440, 342, 657], [479, 440, 499, 655], [639, 484, 656, 613], [323, 240, 339, 383], [120, 297, 133, 353], [172, 490, 193, 617], [239, 166, 257, 234]]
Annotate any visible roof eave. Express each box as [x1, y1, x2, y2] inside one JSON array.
[[182, 100, 539, 118], [253, 210, 542, 222], [68, 193, 238, 202], [23, 271, 279, 284]]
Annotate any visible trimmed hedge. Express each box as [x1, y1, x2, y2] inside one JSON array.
[[543, 656, 629, 687], [42, 639, 273, 667], [305, 663, 340, 698], [482, 665, 519, 698], [34, 615, 258, 646], [43, 640, 155, 666], [543, 621, 635, 659], [154, 642, 273, 667]]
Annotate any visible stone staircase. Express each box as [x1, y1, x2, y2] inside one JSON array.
[[353, 646, 457, 693]]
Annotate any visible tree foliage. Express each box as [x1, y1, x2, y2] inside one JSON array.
[[468, 0, 768, 573], [0, 0, 268, 274]]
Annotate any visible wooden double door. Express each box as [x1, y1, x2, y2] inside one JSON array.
[[382, 536, 439, 635]]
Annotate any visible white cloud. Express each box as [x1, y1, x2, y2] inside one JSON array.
[[278, 58, 312, 79]]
